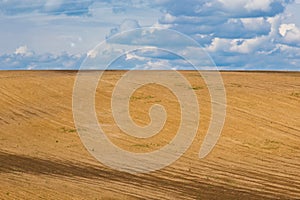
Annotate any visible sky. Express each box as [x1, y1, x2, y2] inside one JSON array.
[[0, 0, 299, 70]]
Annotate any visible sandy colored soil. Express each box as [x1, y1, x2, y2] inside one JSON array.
[[0, 70, 299, 199]]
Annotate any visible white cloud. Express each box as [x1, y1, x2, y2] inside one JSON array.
[[218, 0, 285, 14], [279, 23, 296, 36], [278, 44, 300, 55], [142, 60, 170, 70], [14, 45, 34, 57], [207, 35, 271, 54], [241, 17, 271, 31], [279, 23, 300, 46], [230, 36, 270, 53], [206, 38, 231, 52], [0, 0, 299, 70], [161, 13, 176, 23], [125, 52, 146, 61], [219, 0, 249, 10], [244, 0, 273, 12], [87, 49, 98, 59], [0, 50, 84, 70]]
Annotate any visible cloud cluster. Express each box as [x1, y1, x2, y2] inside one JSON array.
[[108, 48, 194, 70], [0, 46, 84, 70], [156, 1, 290, 40], [279, 23, 300, 46], [150, 0, 300, 69], [0, 0, 299, 70]]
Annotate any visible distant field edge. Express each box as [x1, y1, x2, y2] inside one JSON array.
[[0, 70, 299, 73]]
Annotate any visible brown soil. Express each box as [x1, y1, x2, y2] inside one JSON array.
[[0, 71, 299, 199]]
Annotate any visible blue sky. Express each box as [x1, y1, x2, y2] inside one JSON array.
[[0, 0, 299, 70]]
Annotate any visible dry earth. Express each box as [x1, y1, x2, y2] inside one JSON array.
[[0, 71, 299, 199]]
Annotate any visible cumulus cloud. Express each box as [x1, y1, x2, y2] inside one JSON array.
[[207, 36, 271, 54], [14, 45, 34, 57], [149, 0, 298, 69], [279, 23, 300, 46], [108, 49, 194, 70], [125, 52, 146, 61], [157, 0, 291, 39], [0, 0, 299, 70], [280, 23, 296, 35], [244, 0, 273, 11], [0, 46, 84, 70]]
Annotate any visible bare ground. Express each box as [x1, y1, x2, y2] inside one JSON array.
[[0, 71, 299, 199]]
